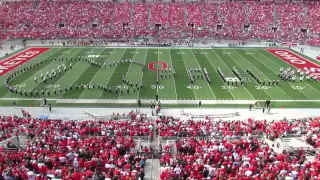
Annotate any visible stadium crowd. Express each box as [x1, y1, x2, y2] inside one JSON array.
[[0, 113, 320, 179], [0, 111, 151, 180], [0, 1, 319, 45], [157, 117, 320, 180]]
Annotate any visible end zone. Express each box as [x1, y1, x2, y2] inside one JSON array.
[[0, 47, 50, 76], [267, 49, 320, 80]]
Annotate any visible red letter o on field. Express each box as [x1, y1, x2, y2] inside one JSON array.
[[148, 62, 168, 71]]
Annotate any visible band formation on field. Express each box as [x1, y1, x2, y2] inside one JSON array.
[[1, 47, 320, 103]]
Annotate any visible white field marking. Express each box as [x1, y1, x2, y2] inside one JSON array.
[[243, 49, 309, 99], [4, 48, 79, 97], [97, 48, 128, 99], [2, 48, 61, 87], [135, 49, 149, 99], [201, 49, 237, 100], [3, 97, 320, 102], [186, 49, 216, 100], [117, 48, 140, 98], [167, 49, 178, 99], [78, 48, 116, 98], [228, 49, 274, 99], [50, 48, 102, 93], [179, 49, 198, 100], [33, 46, 276, 50], [215, 49, 256, 100], [255, 49, 320, 97]]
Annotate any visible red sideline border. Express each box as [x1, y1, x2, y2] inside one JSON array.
[[0, 47, 50, 76], [267, 48, 320, 80]]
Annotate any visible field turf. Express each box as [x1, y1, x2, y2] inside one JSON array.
[[2, 47, 320, 107]]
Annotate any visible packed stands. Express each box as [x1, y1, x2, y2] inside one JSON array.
[[1, 111, 320, 179], [168, 3, 185, 28], [186, 3, 204, 27], [113, 2, 132, 27], [65, 1, 96, 28], [0, 1, 320, 45], [150, 3, 168, 26], [276, 2, 305, 42], [306, 2, 320, 35], [0, 110, 151, 179], [133, 3, 149, 28], [203, 3, 220, 28], [157, 117, 320, 179], [245, 2, 275, 40]]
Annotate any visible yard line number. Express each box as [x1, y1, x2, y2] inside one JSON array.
[[177, 52, 185, 55], [13, 84, 26, 88], [221, 85, 236, 90], [255, 86, 271, 90], [117, 85, 129, 89], [291, 86, 305, 90], [187, 85, 202, 89], [151, 85, 164, 89], [45, 84, 60, 89]]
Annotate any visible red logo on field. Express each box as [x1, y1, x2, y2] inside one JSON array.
[[0, 47, 50, 76], [267, 49, 320, 80], [148, 62, 168, 71]]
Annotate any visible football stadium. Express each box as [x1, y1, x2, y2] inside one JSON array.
[[0, 0, 320, 180]]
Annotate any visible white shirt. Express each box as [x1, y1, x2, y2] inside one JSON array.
[[174, 167, 181, 175], [245, 170, 252, 177], [59, 156, 66, 163]]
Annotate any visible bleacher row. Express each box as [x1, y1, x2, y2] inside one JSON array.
[[157, 117, 320, 179], [1, 112, 320, 179], [0, 1, 320, 45]]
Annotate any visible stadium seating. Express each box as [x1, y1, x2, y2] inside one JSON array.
[[168, 3, 185, 28], [203, 3, 220, 28], [150, 3, 168, 26], [246, 2, 275, 34], [113, 2, 132, 27], [0, 111, 151, 179], [156, 118, 265, 138], [306, 2, 320, 35], [0, 1, 320, 45], [186, 3, 204, 27], [133, 3, 149, 28]]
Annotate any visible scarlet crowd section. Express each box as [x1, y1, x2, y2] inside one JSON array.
[[156, 117, 320, 179], [1, 113, 320, 179], [0, 1, 320, 45]]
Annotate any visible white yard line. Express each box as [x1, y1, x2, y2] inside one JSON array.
[[201, 49, 236, 100], [4, 48, 80, 97], [3, 97, 320, 103], [78, 48, 116, 98], [242, 49, 309, 99], [179, 49, 198, 100], [230, 50, 290, 100], [228, 49, 274, 99], [117, 48, 139, 99], [210, 49, 256, 100], [167, 49, 178, 100], [186, 49, 216, 100], [216, 50, 256, 100], [97, 48, 128, 99], [255, 49, 320, 96], [135, 49, 149, 99]]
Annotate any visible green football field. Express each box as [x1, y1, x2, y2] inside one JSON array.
[[1, 47, 320, 107]]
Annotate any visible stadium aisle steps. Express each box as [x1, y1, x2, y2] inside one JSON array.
[[145, 159, 160, 180], [147, 6, 151, 27], [273, 4, 277, 24]]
